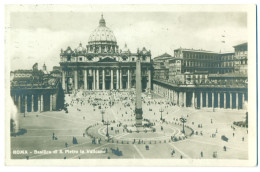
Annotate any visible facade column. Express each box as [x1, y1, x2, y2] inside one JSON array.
[[31, 94, 34, 112], [218, 93, 220, 108], [62, 70, 66, 90], [128, 69, 130, 89], [200, 92, 203, 108], [192, 92, 195, 108], [230, 93, 233, 109], [111, 69, 114, 90], [24, 95, 27, 113], [183, 92, 186, 107], [120, 69, 122, 89], [116, 69, 119, 89], [236, 93, 239, 109], [93, 69, 96, 90], [83, 69, 87, 90], [102, 69, 105, 90], [224, 92, 227, 109], [212, 92, 215, 109], [74, 70, 78, 90], [96, 69, 99, 90], [206, 92, 209, 107], [50, 94, 53, 111]]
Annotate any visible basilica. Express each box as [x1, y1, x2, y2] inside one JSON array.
[[60, 15, 152, 93]]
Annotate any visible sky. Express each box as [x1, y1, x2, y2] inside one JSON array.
[[7, 10, 247, 71]]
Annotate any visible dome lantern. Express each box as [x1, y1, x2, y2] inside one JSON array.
[[99, 14, 106, 27]]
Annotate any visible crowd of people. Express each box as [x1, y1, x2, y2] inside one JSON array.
[[58, 89, 248, 159]]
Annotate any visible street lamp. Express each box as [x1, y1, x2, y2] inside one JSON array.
[[104, 121, 110, 138], [101, 109, 105, 123], [180, 117, 187, 134], [159, 108, 164, 121]]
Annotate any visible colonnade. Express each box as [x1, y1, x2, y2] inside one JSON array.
[[11, 93, 57, 113], [153, 84, 247, 110]]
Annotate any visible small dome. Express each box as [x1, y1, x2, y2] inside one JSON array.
[[76, 43, 85, 52], [88, 15, 117, 43], [122, 43, 130, 53]]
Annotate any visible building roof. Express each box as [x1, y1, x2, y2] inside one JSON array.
[[209, 73, 247, 78], [233, 42, 247, 48], [219, 52, 235, 55], [174, 48, 218, 54], [153, 53, 173, 61], [14, 69, 32, 73]]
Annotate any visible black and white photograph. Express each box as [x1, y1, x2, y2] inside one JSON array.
[[4, 4, 257, 166]]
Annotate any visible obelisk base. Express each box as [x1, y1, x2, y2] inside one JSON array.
[[135, 119, 143, 127], [135, 108, 143, 127]]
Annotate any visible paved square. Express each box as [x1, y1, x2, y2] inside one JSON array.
[[11, 91, 248, 159]]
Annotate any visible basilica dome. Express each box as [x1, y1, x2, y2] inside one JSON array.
[[88, 15, 117, 44]]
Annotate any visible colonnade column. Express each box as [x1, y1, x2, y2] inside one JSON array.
[[148, 69, 151, 91], [31, 95, 34, 112], [177, 92, 179, 106], [236, 93, 239, 109], [200, 92, 203, 108], [242, 93, 245, 109], [41, 95, 44, 112], [180, 92, 184, 106], [83, 69, 87, 90], [96, 69, 99, 90], [120, 69, 122, 89], [206, 92, 209, 107], [37, 95, 40, 112], [218, 93, 220, 108], [111, 69, 114, 90], [50, 94, 53, 111], [18, 95, 21, 113], [102, 69, 105, 90], [128, 69, 130, 89], [183, 92, 186, 107], [174, 91, 178, 105], [224, 92, 227, 109], [116, 69, 119, 89], [230, 93, 233, 109], [212, 92, 215, 109], [74, 70, 78, 90], [52, 94, 57, 111], [24, 95, 27, 113], [62, 71, 66, 90]]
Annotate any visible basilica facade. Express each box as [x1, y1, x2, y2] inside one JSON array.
[[60, 15, 152, 93]]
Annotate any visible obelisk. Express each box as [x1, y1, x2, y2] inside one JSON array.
[[135, 55, 143, 127]]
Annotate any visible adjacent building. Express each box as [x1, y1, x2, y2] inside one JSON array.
[[10, 63, 64, 113], [153, 43, 248, 110]]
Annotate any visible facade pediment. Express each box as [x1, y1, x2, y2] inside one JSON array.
[[99, 57, 117, 62]]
